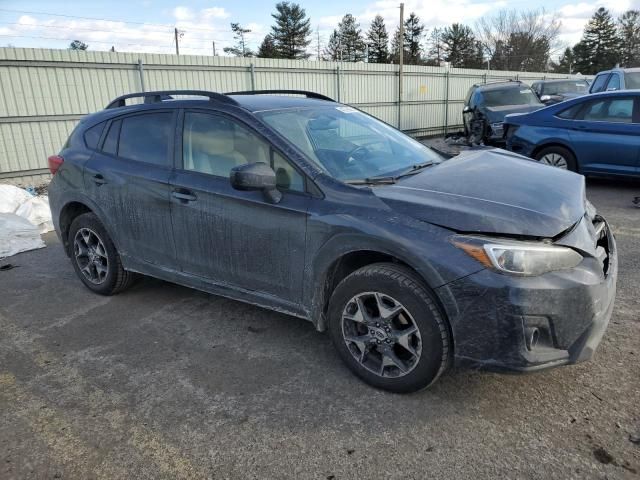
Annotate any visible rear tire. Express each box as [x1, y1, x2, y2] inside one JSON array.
[[535, 146, 577, 172], [327, 263, 450, 393], [68, 213, 136, 295]]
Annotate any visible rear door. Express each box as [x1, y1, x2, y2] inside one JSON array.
[[568, 96, 640, 175], [169, 109, 310, 304], [84, 110, 178, 268]]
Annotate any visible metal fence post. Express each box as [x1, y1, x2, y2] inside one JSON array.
[[483, 72, 487, 84], [137, 59, 146, 92], [443, 70, 450, 136], [335, 65, 341, 102], [250, 63, 256, 90]]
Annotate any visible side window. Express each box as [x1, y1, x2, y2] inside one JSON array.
[[102, 120, 120, 156], [272, 150, 304, 192], [182, 112, 268, 177], [606, 74, 620, 91], [556, 103, 583, 120], [590, 74, 609, 93], [118, 112, 173, 166], [580, 98, 633, 123], [83, 122, 105, 150]]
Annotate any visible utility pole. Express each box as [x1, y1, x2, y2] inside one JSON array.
[[174, 27, 180, 55], [398, 2, 404, 129], [212, 41, 216, 56]]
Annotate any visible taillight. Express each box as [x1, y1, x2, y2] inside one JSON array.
[[48, 155, 64, 175]]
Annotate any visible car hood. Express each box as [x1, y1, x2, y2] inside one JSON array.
[[484, 104, 543, 122], [374, 149, 586, 237]]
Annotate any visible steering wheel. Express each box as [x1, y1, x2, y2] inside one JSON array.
[[346, 145, 370, 164]]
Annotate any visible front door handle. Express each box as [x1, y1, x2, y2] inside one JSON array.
[[92, 173, 107, 185], [172, 190, 197, 202]]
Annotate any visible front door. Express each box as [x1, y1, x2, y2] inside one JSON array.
[[169, 110, 310, 304], [83, 110, 178, 267]]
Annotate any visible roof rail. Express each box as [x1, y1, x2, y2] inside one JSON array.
[[473, 79, 521, 88], [225, 89, 335, 102], [105, 90, 238, 109]]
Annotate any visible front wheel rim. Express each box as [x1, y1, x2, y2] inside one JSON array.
[[539, 153, 568, 169], [74, 228, 109, 285], [341, 292, 422, 378]]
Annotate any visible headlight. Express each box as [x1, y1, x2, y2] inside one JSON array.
[[490, 122, 504, 135], [451, 236, 583, 276]]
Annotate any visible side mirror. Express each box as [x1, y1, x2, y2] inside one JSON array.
[[540, 95, 552, 102], [230, 162, 282, 203], [462, 106, 472, 114]]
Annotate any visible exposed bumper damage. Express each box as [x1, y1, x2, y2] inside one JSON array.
[[437, 215, 617, 372]]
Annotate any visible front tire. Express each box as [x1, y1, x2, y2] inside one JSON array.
[[328, 263, 450, 393], [535, 146, 577, 172], [68, 212, 135, 295]]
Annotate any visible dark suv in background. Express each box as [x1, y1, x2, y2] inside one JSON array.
[[589, 67, 640, 93], [48, 90, 617, 393], [463, 80, 543, 144], [531, 79, 590, 105]]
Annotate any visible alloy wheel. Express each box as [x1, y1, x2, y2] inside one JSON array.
[[74, 228, 109, 285], [341, 292, 422, 378], [539, 153, 568, 169]]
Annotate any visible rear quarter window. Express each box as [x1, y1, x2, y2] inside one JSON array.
[[83, 121, 106, 150], [556, 103, 583, 120]]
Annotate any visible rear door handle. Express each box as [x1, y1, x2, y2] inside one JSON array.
[[92, 174, 107, 185], [172, 190, 197, 202]]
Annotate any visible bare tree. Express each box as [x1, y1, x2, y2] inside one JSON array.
[[476, 9, 561, 71]]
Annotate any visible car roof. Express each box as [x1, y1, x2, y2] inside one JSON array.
[[227, 94, 335, 112], [536, 78, 589, 84]]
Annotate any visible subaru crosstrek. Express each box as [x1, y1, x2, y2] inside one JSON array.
[[48, 89, 617, 393]]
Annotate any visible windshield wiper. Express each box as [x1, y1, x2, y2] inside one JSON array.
[[393, 161, 435, 179], [345, 176, 397, 185]]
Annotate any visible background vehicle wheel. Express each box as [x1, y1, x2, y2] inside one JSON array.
[[328, 263, 450, 393], [68, 212, 136, 295], [535, 146, 577, 172]]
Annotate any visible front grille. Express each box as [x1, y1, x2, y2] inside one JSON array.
[[592, 216, 610, 275]]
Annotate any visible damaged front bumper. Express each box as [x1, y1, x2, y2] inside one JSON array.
[[438, 217, 617, 373]]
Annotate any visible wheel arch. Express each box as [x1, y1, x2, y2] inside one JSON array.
[[58, 197, 120, 256], [531, 142, 577, 162]]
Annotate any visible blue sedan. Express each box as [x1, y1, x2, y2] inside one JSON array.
[[504, 90, 640, 177]]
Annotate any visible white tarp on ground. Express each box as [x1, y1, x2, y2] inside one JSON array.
[[0, 184, 52, 258], [0, 213, 45, 258]]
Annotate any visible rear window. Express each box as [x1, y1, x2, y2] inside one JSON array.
[[118, 113, 173, 166], [83, 122, 105, 149], [482, 87, 541, 107], [541, 81, 589, 95], [624, 72, 640, 89]]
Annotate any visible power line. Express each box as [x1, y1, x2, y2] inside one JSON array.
[[0, 34, 219, 51]]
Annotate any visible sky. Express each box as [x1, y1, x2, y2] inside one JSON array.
[[0, 0, 639, 60]]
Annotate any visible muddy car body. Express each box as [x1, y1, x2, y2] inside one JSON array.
[[48, 90, 617, 392]]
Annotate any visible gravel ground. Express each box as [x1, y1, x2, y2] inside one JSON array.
[[0, 177, 639, 480]]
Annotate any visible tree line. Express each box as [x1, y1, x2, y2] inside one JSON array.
[[555, 8, 640, 74]]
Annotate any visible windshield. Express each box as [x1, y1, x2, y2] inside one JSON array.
[[624, 72, 640, 89], [482, 87, 542, 107], [258, 106, 442, 182], [542, 81, 589, 95]]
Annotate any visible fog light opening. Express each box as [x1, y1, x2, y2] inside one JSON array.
[[525, 327, 540, 351]]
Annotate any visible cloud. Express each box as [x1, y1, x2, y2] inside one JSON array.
[[0, 6, 265, 56]]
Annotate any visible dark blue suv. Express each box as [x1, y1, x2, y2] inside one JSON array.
[[48, 90, 617, 392]]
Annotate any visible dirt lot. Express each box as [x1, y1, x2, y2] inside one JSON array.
[[1, 178, 639, 480]]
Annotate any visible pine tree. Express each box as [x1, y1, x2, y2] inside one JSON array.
[[404, 12, 425, 65], [440, 24, 483, 68], [366, 15, 390, 63], [270, 2, 312, 59], [576, 8, 622, 73], [571, 41, 592, 74], [619, 10, 640, 67], [324, 14, 366, 62], [257, 34, 279, 58], [223, 23, 254, 57], [69, 40, 88, 50]]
